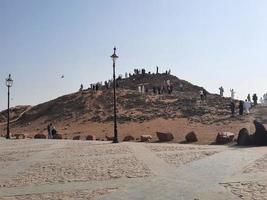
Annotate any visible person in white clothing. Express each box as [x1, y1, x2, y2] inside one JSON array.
[[230, 89, 235, 100], [243, 99, 251, 114]]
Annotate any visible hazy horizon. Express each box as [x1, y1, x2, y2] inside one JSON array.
[[1, 0, 267, 111]]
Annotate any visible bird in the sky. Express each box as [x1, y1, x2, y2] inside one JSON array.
[[61, 75, 64, 79]]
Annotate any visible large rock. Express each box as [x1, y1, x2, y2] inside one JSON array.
[[140, 135, 152, 142], [156, 132, 174, 142], [34, 133, 46, 139], [53, 134, 63, 139], [14, 133, 25, 139], [86, 135, 96, 140], [185, 131, 198, 143], [123, 135, 135, 142], [252, 120, 267, 146], [237, 128, 252, 146], [73, 135, 80, 140], [216, 132, 235, 144]]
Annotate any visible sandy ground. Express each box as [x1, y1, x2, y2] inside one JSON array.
[[2, 109, 256, 145], [0, 139, 266, 200]]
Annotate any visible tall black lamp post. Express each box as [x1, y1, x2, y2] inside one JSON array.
[[110, 47, 119, 143], [6, 74, 13, 139]]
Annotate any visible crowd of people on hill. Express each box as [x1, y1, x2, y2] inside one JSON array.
[[76, 66, 174, 94], [229, 93, 258, 117], [76, 67, 266, 118]]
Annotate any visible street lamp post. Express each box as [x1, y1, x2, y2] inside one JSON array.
[[110, 47, 119, 143], [6, 74, 13, 139]]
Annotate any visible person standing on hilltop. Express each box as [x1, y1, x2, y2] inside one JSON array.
[[252, 93, 258, 105], [79, 84, 83, 92], [247, 94, 251, 102], [200, 89, 204, 103], [219, 86, 224, 97], [230, 89, 235, 100]]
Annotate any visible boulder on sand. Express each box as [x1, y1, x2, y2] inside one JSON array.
[[14, 133, 25, 139], [237, 128, 252, 146], [216, 132, 235, 144], [53, 134, 63, 139], [34, 133, 46, 139], [123, 135, 135, 142], [86, 135, 96, 140], [156, 132, 174, 142], [73, 135, 80, 140], [140, 135, 152, 142], [252, 120, 267, 146], [185, 131, 198, 143]]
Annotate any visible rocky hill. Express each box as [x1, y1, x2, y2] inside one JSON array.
[[0, 73, 237, 141], [0, 105, 31, 123]]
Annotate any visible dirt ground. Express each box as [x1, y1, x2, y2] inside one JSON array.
[[1, 106, 259, 145]]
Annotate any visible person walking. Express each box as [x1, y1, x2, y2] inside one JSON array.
[[252, 94, 258, 105], [51, 125, 57, 138], [239, 100, 244, 115], [203, 89, 207, 101], [230, 101, 235, 116], [47, 123, 53, 139], [200, 89, 204, 103], [244, 99, 251, 114]]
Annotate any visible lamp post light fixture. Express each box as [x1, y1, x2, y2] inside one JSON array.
[[110, 47, 119, 143], [6, 74, 13, 139]]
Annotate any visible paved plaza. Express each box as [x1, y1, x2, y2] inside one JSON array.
[[0, 139, 266, 200]]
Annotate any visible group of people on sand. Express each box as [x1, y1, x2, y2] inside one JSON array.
[[47, 123, 57, 139]]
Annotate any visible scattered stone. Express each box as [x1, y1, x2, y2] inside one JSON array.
[[53, 134, 63, 139], [156, 132, 174, 142], [123, 135, 135, 142], [34, 133, 46, 139], [185, 131, 198, 143], [140, 135, 152, 142], [106, 135, 114, 141], [14, 133, 25, 139], [86, 135, 96, 140], [237, 128, 252, 146], [73, 135, 80, 140], [216, 132, 234, 144], [252, 120, 267, 146]]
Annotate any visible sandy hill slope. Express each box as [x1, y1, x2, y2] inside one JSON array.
[[0, 105, 32, 123], [0, 73, 249, 143]]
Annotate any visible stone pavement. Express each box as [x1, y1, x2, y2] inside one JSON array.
[[0, 139, 266, 200]]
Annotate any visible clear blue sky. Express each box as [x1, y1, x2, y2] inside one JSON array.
[[1, 0, 267, 110]]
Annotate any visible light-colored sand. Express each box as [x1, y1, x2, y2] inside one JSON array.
[[0, 139, 266, 200]]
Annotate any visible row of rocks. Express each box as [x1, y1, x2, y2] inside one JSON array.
[[33, 134, 96, 141], [22, 132, 191, 143], [18, 121, 267, 146]]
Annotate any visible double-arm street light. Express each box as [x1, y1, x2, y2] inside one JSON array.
[[6, 74, 13, 139], [110, 47, 119, 143]]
